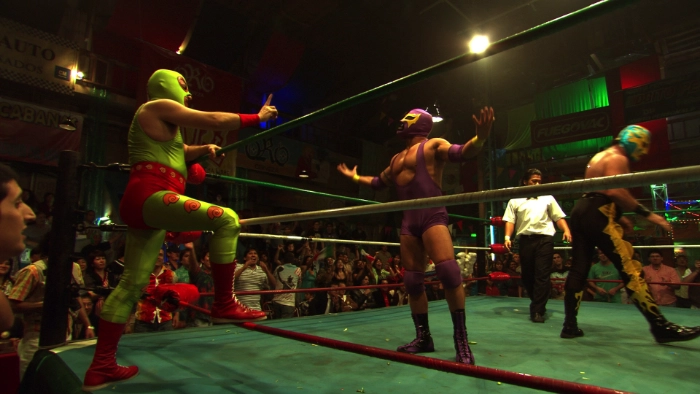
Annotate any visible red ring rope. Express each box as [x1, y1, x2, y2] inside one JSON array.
[[179, 302, 628, 393]]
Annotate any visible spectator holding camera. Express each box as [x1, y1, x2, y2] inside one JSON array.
[[234, 248, 276, 312]]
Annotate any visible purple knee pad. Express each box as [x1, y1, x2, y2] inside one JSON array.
[[436, 259, 462, 289], [403, 271, 426, 296]]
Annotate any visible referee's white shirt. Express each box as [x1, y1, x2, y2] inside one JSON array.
[[502, 196, 566, 237]]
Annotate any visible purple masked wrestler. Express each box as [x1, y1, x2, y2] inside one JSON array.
[[338, 106, 495, 364]]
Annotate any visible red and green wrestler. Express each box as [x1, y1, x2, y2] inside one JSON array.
[[83, 70, 278, 391]]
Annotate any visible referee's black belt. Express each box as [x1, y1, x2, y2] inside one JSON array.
[[518, 234, 551, 238]]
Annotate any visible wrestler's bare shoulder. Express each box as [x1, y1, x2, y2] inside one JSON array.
[[586, 147, 628, 178], [425, 138, 449, 147], [136, 101, 179, 141], [141, 99, 182, 113]]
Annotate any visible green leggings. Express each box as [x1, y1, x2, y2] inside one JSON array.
[[101, 191, 240, 323]]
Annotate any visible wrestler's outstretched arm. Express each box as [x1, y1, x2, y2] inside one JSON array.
[[337, 163, 392, 190], [436, 106, 494, 161], [139, 93, 278, 133]]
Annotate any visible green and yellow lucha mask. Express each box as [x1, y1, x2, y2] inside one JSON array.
[[147, 69, 192, 105], [616, 125, 651, 162]]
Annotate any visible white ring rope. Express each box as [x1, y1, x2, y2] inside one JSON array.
[[553, 245, 699, 250], [240, 165, 700, 226], [239, 233, 696, 252], [238, 233, 479, 250]]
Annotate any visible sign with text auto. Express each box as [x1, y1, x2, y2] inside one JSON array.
[[0, 17, 79, 95], [530, 107, 612, 148]]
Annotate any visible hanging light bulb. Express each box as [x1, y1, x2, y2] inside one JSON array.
[[426, 102, 443, 123], [59, 116, 77, 131]]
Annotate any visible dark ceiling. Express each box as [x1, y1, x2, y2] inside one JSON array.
[[4, 0, 700, 144]]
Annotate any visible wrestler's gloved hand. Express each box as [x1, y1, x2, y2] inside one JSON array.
[[165, 231, 203, 244], [187, 163, 207, 185], [488, 272, 511, 281]]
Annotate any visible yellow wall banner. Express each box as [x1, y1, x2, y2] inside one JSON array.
[[0, 17, 79, 95]]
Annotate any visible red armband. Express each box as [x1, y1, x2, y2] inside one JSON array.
[[239, 114, 260, 129]]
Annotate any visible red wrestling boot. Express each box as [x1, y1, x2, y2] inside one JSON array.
[[210, 262, 267, 323], [83, 320, 139, 391]]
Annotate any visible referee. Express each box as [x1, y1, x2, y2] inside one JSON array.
[[503, 168, 571, 323]]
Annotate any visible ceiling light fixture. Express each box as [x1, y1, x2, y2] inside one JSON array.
[[468, 35, 490, 54], [59, 116, 77, 131], [426, 103, 443, 123]]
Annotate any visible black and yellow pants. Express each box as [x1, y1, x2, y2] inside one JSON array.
[[565, 193, 661, 325]]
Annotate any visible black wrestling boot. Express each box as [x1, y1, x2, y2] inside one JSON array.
[[561, 291, 584, 339], [451, 309, 475, 365], [531, 313, 545, 323], [650, 319, 700, 344], [397, 313, 435, 353], [627, 284, 700, 344], [560, 323, 584, 339]]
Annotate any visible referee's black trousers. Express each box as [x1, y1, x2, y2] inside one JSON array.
[[518, 234, 553, 317]]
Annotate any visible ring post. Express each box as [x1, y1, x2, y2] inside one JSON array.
[[39, 150, 80, 348]]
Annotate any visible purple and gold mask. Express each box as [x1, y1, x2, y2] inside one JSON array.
[[396, 109, 432, 139]]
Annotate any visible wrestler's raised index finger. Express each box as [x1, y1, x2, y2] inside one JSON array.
[[264, 94, 273, 106]]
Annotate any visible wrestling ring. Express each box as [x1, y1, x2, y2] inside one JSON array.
[[19, 1, 700, 393]]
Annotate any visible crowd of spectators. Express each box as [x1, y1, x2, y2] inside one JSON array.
[[480, 246, 700, 310], [3, 211, 700, 384]]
